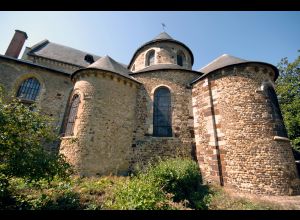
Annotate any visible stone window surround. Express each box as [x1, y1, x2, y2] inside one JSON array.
[[148, 84, 174, 137], [62, 89, 84, 138], [145, 49, 155, 67], [13, 73, 46, 109], [256, 81, 290, 142]]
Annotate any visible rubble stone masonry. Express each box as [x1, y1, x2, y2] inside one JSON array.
[[192, 63, 300, 195], [130, 70, 199, 170], [60, 69, 139, 176]]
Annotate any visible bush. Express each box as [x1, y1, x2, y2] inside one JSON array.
[[105, 177, 176, 210], [0, 86, 73, 183], [141, 158, 211, 209]]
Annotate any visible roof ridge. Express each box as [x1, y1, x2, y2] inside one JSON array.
[[29, 39, 49, 53]]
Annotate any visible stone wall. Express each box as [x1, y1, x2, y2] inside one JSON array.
[[130, 42, 192, 72], [60, 69, 139, 176], [192, 63, 300, 195], [0, 57, 73, 151], [130, 70, 200, 170]]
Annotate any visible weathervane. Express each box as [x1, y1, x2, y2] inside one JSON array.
[[161, 23, 166, 31]]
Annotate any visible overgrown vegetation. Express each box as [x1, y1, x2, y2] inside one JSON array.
[[1, 156, 282, 210], [0, 85, 73, 209]]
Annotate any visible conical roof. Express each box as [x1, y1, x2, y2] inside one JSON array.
[[190, 54, 279, 85], [72, 55, 141, 84], [152, 32, 173, 40], [88, 55, 131, 77], [199, 54, 248, 74]]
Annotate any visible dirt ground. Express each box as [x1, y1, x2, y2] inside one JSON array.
[[224, 187, 300, 210]]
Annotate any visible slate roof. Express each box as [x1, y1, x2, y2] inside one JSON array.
[[199, 54, 249, 74], [190, 54, 279, 85], [27, 40, 101, 67], [128, 32, 194, 68], [152, 32, 173, 40], [72, 56, 140, 84]]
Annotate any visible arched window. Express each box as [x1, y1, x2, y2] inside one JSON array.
[[16, 77, 40, 101], [177, 51, 185, 66], [146, 50, 155, 66], [264, 84, 288, 137], [153, 87, 172, 137], [65, 94, 80, 136]]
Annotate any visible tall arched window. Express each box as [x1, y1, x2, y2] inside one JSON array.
[[177, 51, 185, 66], [264, 84, 288, 137], [146, 50, 155, 66], [65, 94, 80, 136], [153, 87, 172, 137], [16, 77, 40, 101]]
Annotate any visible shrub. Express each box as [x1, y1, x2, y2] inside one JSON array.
[[0, 86, 73, 183], [105, 177, 185, 210], [141, 158, 211, 209]]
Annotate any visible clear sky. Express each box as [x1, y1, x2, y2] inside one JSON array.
[[0, 11, 299, 70]]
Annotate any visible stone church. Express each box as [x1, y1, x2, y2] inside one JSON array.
[[1, 30, 299, 196]]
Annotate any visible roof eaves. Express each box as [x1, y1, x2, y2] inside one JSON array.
[[0, 54, 70, 76], [71, 67, 142, 85], [130, 67, 202, 76], [190, 61, 279, 86]]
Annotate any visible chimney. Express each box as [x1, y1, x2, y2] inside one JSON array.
[[5, 30, 28, 58]]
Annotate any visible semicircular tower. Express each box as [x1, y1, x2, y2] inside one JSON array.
[[192, 54, 300, 195], [60, 56, 140, 176], [129, 32, 201, 169]]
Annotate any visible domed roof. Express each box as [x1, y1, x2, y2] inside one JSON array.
[[72, 55, 140, 83], [128, 32, 194, 68]]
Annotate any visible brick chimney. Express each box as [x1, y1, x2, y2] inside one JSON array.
[[5, 30, 28, 58]]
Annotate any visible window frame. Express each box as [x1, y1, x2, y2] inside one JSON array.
[[177, 51, 185, 67], [146, 50, 155, 67], [153, 86, 172, 137], [64, 94, 81, 137], [16, 77, 41, 102]]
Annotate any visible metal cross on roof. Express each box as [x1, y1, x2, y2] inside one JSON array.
[[161, 23, 166, 31]]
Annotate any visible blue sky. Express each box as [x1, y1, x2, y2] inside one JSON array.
[[0, 11, 299, 70]]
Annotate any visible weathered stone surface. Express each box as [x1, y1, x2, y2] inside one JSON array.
[[60, 69, 138, 176], [0, 58, 73, 151], [130, 42, 192, 72], [130, 70, 199, 170], [1, 33, 299, 196], [192, 63, 300, 195]]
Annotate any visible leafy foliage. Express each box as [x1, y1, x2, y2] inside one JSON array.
[[105, 177, 177, 210], [276, 51, 300, 159], [0, 85, 72, 182], [141, 158, 211, 209]]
